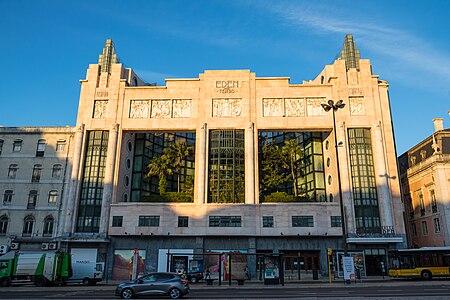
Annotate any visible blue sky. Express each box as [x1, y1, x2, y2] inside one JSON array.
[[1, 0, 449, 154]]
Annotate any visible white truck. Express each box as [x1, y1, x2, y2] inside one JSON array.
[[68, 248, 103, 286]]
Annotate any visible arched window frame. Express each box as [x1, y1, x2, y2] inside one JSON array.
[[22, 215, 35, 236], [43, 215, 54, 237]]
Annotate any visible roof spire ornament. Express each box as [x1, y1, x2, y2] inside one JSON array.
[[98, 39, 119, 74], [339, 34, 360, 70]]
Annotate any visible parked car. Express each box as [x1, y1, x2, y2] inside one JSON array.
[[115, 272, 189, 299], [185, 271, 203, 283]]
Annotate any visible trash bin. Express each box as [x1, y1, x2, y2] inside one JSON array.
[[312, 269, 319, 280]]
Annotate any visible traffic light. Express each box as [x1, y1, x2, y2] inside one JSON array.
[[328, 248, 333, 256]]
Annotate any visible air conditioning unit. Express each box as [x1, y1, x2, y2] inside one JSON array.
[[48, 242, 57, 250], [0, 245, 10, 254], [41, 243, 49, 250], [10, 242, 19, 250]]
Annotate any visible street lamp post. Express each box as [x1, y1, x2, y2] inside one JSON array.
[[321, 100, 347, 244]]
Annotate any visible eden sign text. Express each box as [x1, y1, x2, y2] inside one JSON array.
[[215, 80, 239, 94]]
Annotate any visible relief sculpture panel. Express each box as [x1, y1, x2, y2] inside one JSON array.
[[93, 100, 108, 119], [173, 100, 191, 118], [212, 98, 242, 117], [262, 98, 284, 117], [151, 100, 172, 118], [349, 96, 365, 116], [129, 100, 150, 118], [306, 98, 326, 116], [285, 98, 305, 117]]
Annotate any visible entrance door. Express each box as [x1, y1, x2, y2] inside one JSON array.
[[364, 249, 386, 276]]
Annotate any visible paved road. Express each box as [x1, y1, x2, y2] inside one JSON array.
[[1, 280, 450, 299]]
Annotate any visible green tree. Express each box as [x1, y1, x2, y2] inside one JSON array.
[[281, 139, 303, 197], [165, 141, 194, 192], [147, 153, 174, 195], [261, 141, 286, 193]]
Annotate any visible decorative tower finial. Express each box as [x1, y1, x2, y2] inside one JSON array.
[[98, 39, 119, 74], [339, 34, 360, 70]]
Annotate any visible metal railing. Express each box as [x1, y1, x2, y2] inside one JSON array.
[[355, 226, 396, 237]]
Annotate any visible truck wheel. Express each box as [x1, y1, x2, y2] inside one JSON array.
[[82, 278, 90, 286], [0, 277, 11, 287], [35, 276, 47, 287]]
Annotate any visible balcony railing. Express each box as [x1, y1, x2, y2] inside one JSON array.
[[355, 226, 396, 237], [420, 209, 425, 216], [432, 205, 438, 213]]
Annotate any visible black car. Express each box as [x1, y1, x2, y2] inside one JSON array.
[[115, 272, 189, 299], [185, 271, 203, 283]]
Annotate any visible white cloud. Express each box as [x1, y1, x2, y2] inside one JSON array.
[[259, 1, 450, 83]]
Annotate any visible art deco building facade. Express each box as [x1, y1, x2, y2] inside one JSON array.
[[399, 118, 450, 248], [0, 35, 406, 279]]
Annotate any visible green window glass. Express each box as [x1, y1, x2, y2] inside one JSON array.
[[208, 130, 245, 203], [348, 128, 381, 234]]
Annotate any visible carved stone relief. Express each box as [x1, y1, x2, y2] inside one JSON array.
[[285, 98, 305, 117], [262, 98, 284, 117], [93, 100, 108, 119], [173, 100, 191, 118], [212, 98, 242, 117], [306, 98, 326, 116], [129, 100, 150, 118], [151, 100, 171, 118], [349, 96, 365, 116]]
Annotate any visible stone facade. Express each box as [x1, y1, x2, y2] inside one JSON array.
[[0, 36, 406, 279], [398, 119, 450, 248]]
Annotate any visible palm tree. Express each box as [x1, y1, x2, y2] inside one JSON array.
[[281, 139, 303, 197], [165, 141, 194, 192], [147, 153, 174, 195]]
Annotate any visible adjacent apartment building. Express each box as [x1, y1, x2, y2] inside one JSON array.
[[398, 118, 450, 248], [0, 35, 406, 280]]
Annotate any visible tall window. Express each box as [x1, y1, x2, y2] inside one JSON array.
[[3, 190, 13, 205], [43, 216, 54, 236], [48, 190, 58, 205], [36, 139, 46, 157], [32, 164, 42, 183], [411, 223, 417, 236], [209, 130, 245, 203], [27, 190, 38, 209], [418, 192, 425, 216], [348, 128, 380, 234], [430, 190, 437, 213], [421, 221, 428, 236], [433, 218, 441, 233], [0, 139, 3, 155], [22, 215, 34, 236], [0, 215, 8, 235], [56, 140, 66, 152], [76, 131, 109, 232], [13, 139, 22, 152], [8, 164, 18, 179], [52, 164, 62, 178]]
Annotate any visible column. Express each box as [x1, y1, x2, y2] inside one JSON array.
[[196, 123, 207, 204], [245, 122, 255, 204], [99, 123, 119, 236], [63, 124, 84, 235], [337, 121, 355, 233], [374, 121, 393, 227]]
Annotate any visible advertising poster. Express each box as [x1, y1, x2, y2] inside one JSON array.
[[171, 256, 188, 274], [343, 256, 355, 281], [112, 249, 146, 280], [204, 250, 247, 280]]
